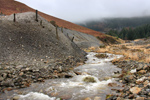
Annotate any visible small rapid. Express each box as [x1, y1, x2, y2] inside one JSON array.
[[1, 52, 123, 100]]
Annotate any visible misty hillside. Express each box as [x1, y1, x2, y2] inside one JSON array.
[[79, 16, 150, 32]]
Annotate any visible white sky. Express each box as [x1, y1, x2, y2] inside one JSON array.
[[15, 0, 150, 23]]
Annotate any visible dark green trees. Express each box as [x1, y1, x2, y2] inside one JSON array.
[[106, 24, 150, 40]]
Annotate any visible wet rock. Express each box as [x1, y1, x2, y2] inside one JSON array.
[[137, 64, 143, 71], [143, 65, 149, 70], [135, 97, 145, 100], [61, 94, 72, 100], [14, 78, 23, 86], [2, 73, 7, 79], [22, 74, 27, 79], [19, 72, 24, 76], [123, 86, 130, 93], [50, 92, 58, 97], [12, 95, 20, 100], [25, 68, 30, 71], [37, 78, 43, 82], [82, 72, 89, 75], [68, 71, 77, 76], [136, 77, 146, 84], [74, 71, 81, 75], [106, 95, 117, 100], [5, 87, 13, 91], [0, 76, 4, 81], [108, 83, 118, 87], [138, 70, 146, 74], [1, 79, 14, 87], [130, 87, 142, 94], [104, 77, 112, 81], [58, 66, 63, 72], [32, 69, 39, 72], [124, 75, 135, 83], [114, 71, 120, 74], [84, 97, 92, 100], [64, 74, 72, 78], [143, 80, 149, 86], [116, 97, 122, 100], [7, 73, 13, 78], [128, 94, 134, 99], [94, 97, 101, 100], [16, 65, 24, 69]]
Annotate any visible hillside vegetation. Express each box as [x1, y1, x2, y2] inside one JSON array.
[[79, 16, 150, 32], [106, 24, 150, 40]]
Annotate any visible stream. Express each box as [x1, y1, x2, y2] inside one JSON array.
[[1, 52, 123, 100]]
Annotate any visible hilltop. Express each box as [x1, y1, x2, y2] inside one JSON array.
[[0, 0, 102, 35], [0, 0, 123, 44]]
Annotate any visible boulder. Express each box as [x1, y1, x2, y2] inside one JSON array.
[[130, 87, 142, 94]]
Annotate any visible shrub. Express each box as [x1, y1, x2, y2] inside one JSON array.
[[50, 20, 57, 27], [95, 53, 108, 58], [99, 45, 106, 48], [83, 76, 96, 83]]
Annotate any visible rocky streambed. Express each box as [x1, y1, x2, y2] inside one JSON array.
[[0, 56, 83, 93], [0, 52, 123, 100], [106, 60, 150, 100], [1, 52, 149, 100]]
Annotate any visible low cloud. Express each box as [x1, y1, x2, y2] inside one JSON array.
[[16, 0, 150, 22]]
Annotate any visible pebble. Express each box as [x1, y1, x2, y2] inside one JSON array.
[[138, 70, 146, 74], [94, 97, 101, 100], [130, 87, 142, 94], [135, 97, 145, 100], [84, 97, 92, 100], [12, 95, 20, 100], [0, 56, 82, 92], [109, 60, 150, 99]]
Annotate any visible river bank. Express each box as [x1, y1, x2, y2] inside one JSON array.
[[0, 52, 123, 100], [106, 60, 150, 100], [0, 56, 86, 93], [91, 39, 150, 100]]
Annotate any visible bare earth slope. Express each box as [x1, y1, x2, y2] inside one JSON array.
[[62, 28, 104, 48], [0, 0, 124, 44], [0, 12, 86, 65], [0, 0, 103, 36]]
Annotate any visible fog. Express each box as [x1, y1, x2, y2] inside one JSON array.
[[15, 0, 150, 23]]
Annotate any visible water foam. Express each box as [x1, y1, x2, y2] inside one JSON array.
[[18, 92, 57, 100], [7, 52, 123, 100]]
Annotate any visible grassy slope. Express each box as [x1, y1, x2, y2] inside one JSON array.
[[0, 0, 123, 44]]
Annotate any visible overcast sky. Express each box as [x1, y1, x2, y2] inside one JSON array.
[[15, 0, 150, 23]]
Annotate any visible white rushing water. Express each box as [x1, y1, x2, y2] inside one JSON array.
[[4, 52, 123, 100]]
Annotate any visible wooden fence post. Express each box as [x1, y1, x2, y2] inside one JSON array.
[[56, 26, 59, 40], [71, 37, 74, 42], [35, 10, 38, 22], [13, 13, 16, 22]]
